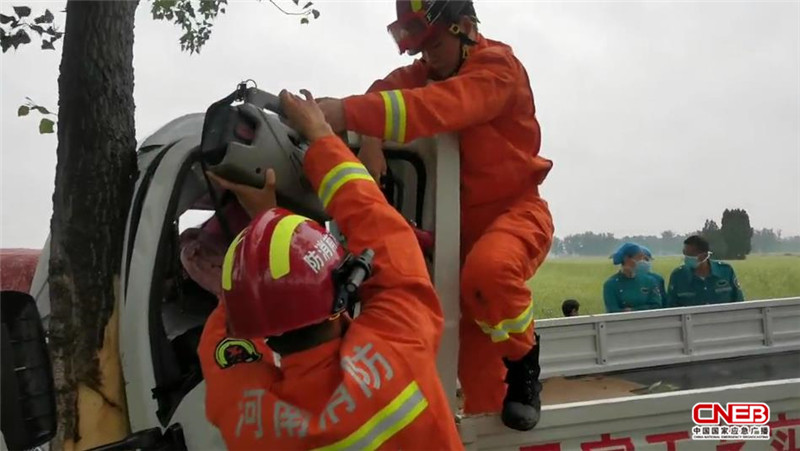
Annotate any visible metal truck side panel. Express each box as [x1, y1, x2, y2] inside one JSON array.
[[536, 298, 800, 379], [459, 378, 800, 450]]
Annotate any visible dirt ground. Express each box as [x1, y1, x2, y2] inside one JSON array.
[[541, 375, 646, 405], [456, 375, 647, 413]]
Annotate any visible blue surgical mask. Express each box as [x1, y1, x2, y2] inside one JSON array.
[[684, 256, 699, 269], [635, 260, 652, 275]]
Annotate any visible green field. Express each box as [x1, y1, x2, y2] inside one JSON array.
[[529, 254, 800, 319]]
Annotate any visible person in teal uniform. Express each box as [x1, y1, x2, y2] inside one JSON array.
[[603, 242, 664, 313], [641, 246, 669, 307], [667, 235, 745, 307]]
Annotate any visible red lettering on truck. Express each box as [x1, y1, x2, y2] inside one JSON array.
[[645, 431, 690, 451], [769, 413, 800, 451], [520, 444, 561, 451], [515, 412, 800, 451], [580, 433, 634, 451]]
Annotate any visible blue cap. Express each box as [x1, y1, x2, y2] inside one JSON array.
[[641, 246, 653, 258], [611, 242, 642, 265]]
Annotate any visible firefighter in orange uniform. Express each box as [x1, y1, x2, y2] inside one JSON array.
[[198, 90, 464, 450], [317, 0, 554, 431]]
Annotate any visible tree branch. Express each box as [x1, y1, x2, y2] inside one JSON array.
[[267, 0, 309, 16]]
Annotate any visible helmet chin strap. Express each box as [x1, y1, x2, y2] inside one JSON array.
[[444, 23, 476, 78]]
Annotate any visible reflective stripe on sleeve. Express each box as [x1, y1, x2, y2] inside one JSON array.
[[312, 381, 429, 451], [379, 90, 408, 144], [317, 161, 374, 208]]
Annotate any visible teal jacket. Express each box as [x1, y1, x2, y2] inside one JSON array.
[[603, 272, 664, 313], [667, 260, 745, 307], [648, 272, 669, 306]]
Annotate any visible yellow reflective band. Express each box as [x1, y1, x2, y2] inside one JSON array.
[[396, 91, 407, 143], [475, 300, 535, 343], [317, 161, 374, 208], [379, 90, 407, 144], [312, 381, 428, 451], [269, 214, 310, 280], [380, 91, 393, 142], [410, 0, 423, 12], [221, 229, 247, 291]]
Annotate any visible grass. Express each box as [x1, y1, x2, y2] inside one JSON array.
[[528, 254, 800, 319]]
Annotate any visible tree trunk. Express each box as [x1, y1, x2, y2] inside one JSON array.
[[48, 0, 139, 449]]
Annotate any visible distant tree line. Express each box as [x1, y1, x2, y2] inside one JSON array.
[[551, 208, 800, 259]]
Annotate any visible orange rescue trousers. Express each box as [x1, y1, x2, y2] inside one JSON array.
[[458, 190, 554, 414]]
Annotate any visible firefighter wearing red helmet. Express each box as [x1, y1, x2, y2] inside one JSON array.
[[220, 207, 348, 338], [198, 90, 464, 450], [317, 0, 554, 431]]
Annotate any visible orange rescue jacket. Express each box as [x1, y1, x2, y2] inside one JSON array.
[[198, 135, 464, 450], [344, 35, 552, 209]]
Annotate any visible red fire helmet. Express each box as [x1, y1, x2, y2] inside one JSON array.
[[387, 0, 473, 55], [221, 207, 346, 338]]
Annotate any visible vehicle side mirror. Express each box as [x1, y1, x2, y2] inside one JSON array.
[[1, 290, 57, 450]]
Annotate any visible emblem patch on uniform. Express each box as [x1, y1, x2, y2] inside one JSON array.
[[215, 338, 262, 369], [717, 280, 729, 287]]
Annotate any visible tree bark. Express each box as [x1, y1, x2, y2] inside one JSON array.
[[48, 0, 139, 448]]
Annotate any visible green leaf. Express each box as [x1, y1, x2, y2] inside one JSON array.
[[41, 39, 55, 50], [30, 24, 45, 35], [18, 105, 30, 116], [13, 6, 31, 18], [39, 118, 55, 134], [303, 2, 313, 9], [300, 17, 309, 24], [292, 0, 299, 4], [311, 9, 319, 19], [0, 14, 13, 24], [185, 1, 196, 18], [34, 9, 54, 24], [16, 29, 31, 44], [10, 29, 31, 50]]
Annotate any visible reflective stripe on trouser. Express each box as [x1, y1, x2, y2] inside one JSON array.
[[379, 90, 407, 144], [312, 381, 429, 451], [475, 299, 534, 343], [317, 162, 374, 208]]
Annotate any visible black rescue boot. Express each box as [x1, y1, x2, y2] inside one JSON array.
[[501, 334, 542, 431]]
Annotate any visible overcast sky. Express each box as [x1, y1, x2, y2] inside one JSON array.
[[1, 0, 799, 248]]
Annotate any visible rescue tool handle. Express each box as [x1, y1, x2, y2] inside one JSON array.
[[346, 248, 375, 294], [243, 87, 285, 118], [333, 248, 375, 315]]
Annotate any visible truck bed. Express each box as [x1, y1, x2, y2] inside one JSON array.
[[542, 350, 800, 405]]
